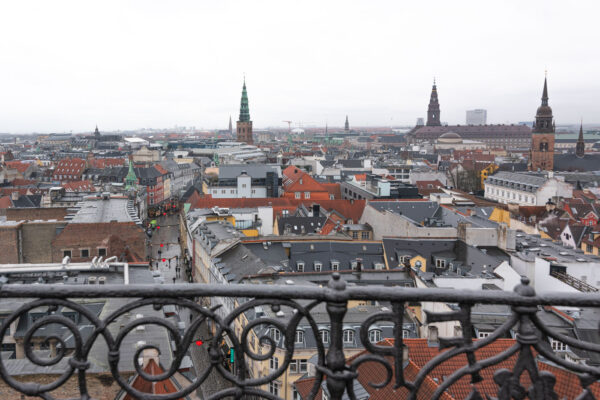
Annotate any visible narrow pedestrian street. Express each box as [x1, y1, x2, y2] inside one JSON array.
[[149, 214, 232, 399]]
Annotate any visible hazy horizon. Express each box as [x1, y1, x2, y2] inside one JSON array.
[[1, 0, 599, 133]]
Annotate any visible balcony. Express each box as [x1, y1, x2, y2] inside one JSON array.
[[1, 274, 600, 399]]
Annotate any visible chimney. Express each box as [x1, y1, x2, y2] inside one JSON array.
[[313, 204, 320, 216], [546, 199, 556, 212], [11, 191, 19, 201]]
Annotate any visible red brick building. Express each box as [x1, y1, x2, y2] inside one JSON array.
[[51, 221, 147, 262]]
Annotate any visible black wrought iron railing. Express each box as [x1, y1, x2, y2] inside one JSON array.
[[1, 274, 600, 399]]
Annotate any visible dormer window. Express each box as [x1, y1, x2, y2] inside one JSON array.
[[297, 262, 304, 272], [314, 262, 322, 272], [331, 261, 339, 271]]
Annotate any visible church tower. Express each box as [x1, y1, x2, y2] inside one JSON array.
[[576, 121, 585, 158], [344, 115, 349, 132], [426, 79, 441, 126], [236, 79, 253, 144], [228, 115, 233, 135], [529, 76, 555, 171]]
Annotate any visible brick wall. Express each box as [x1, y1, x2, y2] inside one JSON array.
[[21, 222, 66, 263], [0, 225, 20, 263], [1, 207, 69, 221], [52, 222, 148, 263], [0, 372, 133, 400]]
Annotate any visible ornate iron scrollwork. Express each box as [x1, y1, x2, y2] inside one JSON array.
[[1, 274, 600, 399]]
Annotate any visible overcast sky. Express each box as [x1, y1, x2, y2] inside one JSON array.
[[1, 1, 598, 133]]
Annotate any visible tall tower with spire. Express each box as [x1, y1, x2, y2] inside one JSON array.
[[94, 125, 100, 138], [426, 79, 441, 126], [576, 121, 585, 159], [228, 116, 233, 135], [236, 79, 253, 144], [529, 75, 555, 171], [344, 115, 349, 132]]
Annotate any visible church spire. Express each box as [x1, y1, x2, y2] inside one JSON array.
[[239, 78, 250, 122], [344, 115, 349, 132], [426, 79, 441, 126], [576, 120, 585, 158], [228, 115, 233, 134], [94, 125, 100, 137], [541, 76, 549, 106]]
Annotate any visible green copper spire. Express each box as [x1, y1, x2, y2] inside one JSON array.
[[238, 78, 250, 122], [125, 159, 138, 190]]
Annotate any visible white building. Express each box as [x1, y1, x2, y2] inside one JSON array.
[[466, 109, 487, 125], [204, 164, 282, 199], [484, 171, 573, 206]]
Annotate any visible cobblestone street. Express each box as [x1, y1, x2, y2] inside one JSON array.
[[150, 214, 232, 399]]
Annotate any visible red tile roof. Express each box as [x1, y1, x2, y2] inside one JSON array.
[[5, 161, 31, 174], [123, 359, 183, 400], [0, 196, 12, 209], [87, 157, 125, 169], [62, 180, 96, 192], [154, 165, 169, 175]]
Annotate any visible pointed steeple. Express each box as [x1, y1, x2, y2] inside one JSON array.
[[426, 79, 441, 126], [125, 159, 138, 190], [344, 115, 349, 132], [228, 115, 233, 134], [94, 125, 100, 137], [541, 76, 549, 106], [576, 120, 585, 158], [238, 78, 250, 122]]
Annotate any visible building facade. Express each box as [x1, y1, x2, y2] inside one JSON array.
[[466, 109, 487, 125], [236, 80, 253, 145], [529, 77, 555, 171]]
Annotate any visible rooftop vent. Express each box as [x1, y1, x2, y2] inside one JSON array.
[[88, 276, 97, 284]]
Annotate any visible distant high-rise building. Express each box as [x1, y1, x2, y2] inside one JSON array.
[[529, 75, 555, 171], [344, 115, 350, 132], [426, 79, 441, 127], [466, 109, 487, 125], [236, 79, 253, 145]]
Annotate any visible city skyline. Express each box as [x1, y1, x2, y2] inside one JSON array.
[[1, 0, 600, 133]]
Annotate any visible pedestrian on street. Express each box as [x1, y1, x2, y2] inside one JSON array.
[[173, 277, 176, 284]]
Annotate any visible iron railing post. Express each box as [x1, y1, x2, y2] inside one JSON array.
[[325, 273, 349, 400]]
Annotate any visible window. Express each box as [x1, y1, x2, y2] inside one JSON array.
[[80, 249, 89, 258], [402, 330, 410, 339], [242, 184, 247, 188], [304, 192, 310, 199], [368, 329, 382, 343], [290, 359, 308, 374], [478, 331, 491, 339], [314, 262, 322, 272], [551, 339, 567, 352], [331, 262, 339, 271], [98, 248, 107, 257], [361, 232, 370, 239], [297, 262, 304, 272], [329, 194, 335, 200], [352, 232, 358, 239], [293, 387, 301, 400], [319, 329, 330, 344], [374, 263, 385, 270], [436, 259, 446, 268], [295, 330, 304, 344], [63, 250, 72, 258], [295, 192, 301, 199], [270, 328, 281, 342], [270, 356, 279, 370], [586, 244, 593, 253], [221, 190, 226, 194], [269, 382, 280, 396], [343, 329, 354, 344]]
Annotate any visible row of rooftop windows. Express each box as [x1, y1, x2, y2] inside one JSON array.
[[295, 260, 385, 272]]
